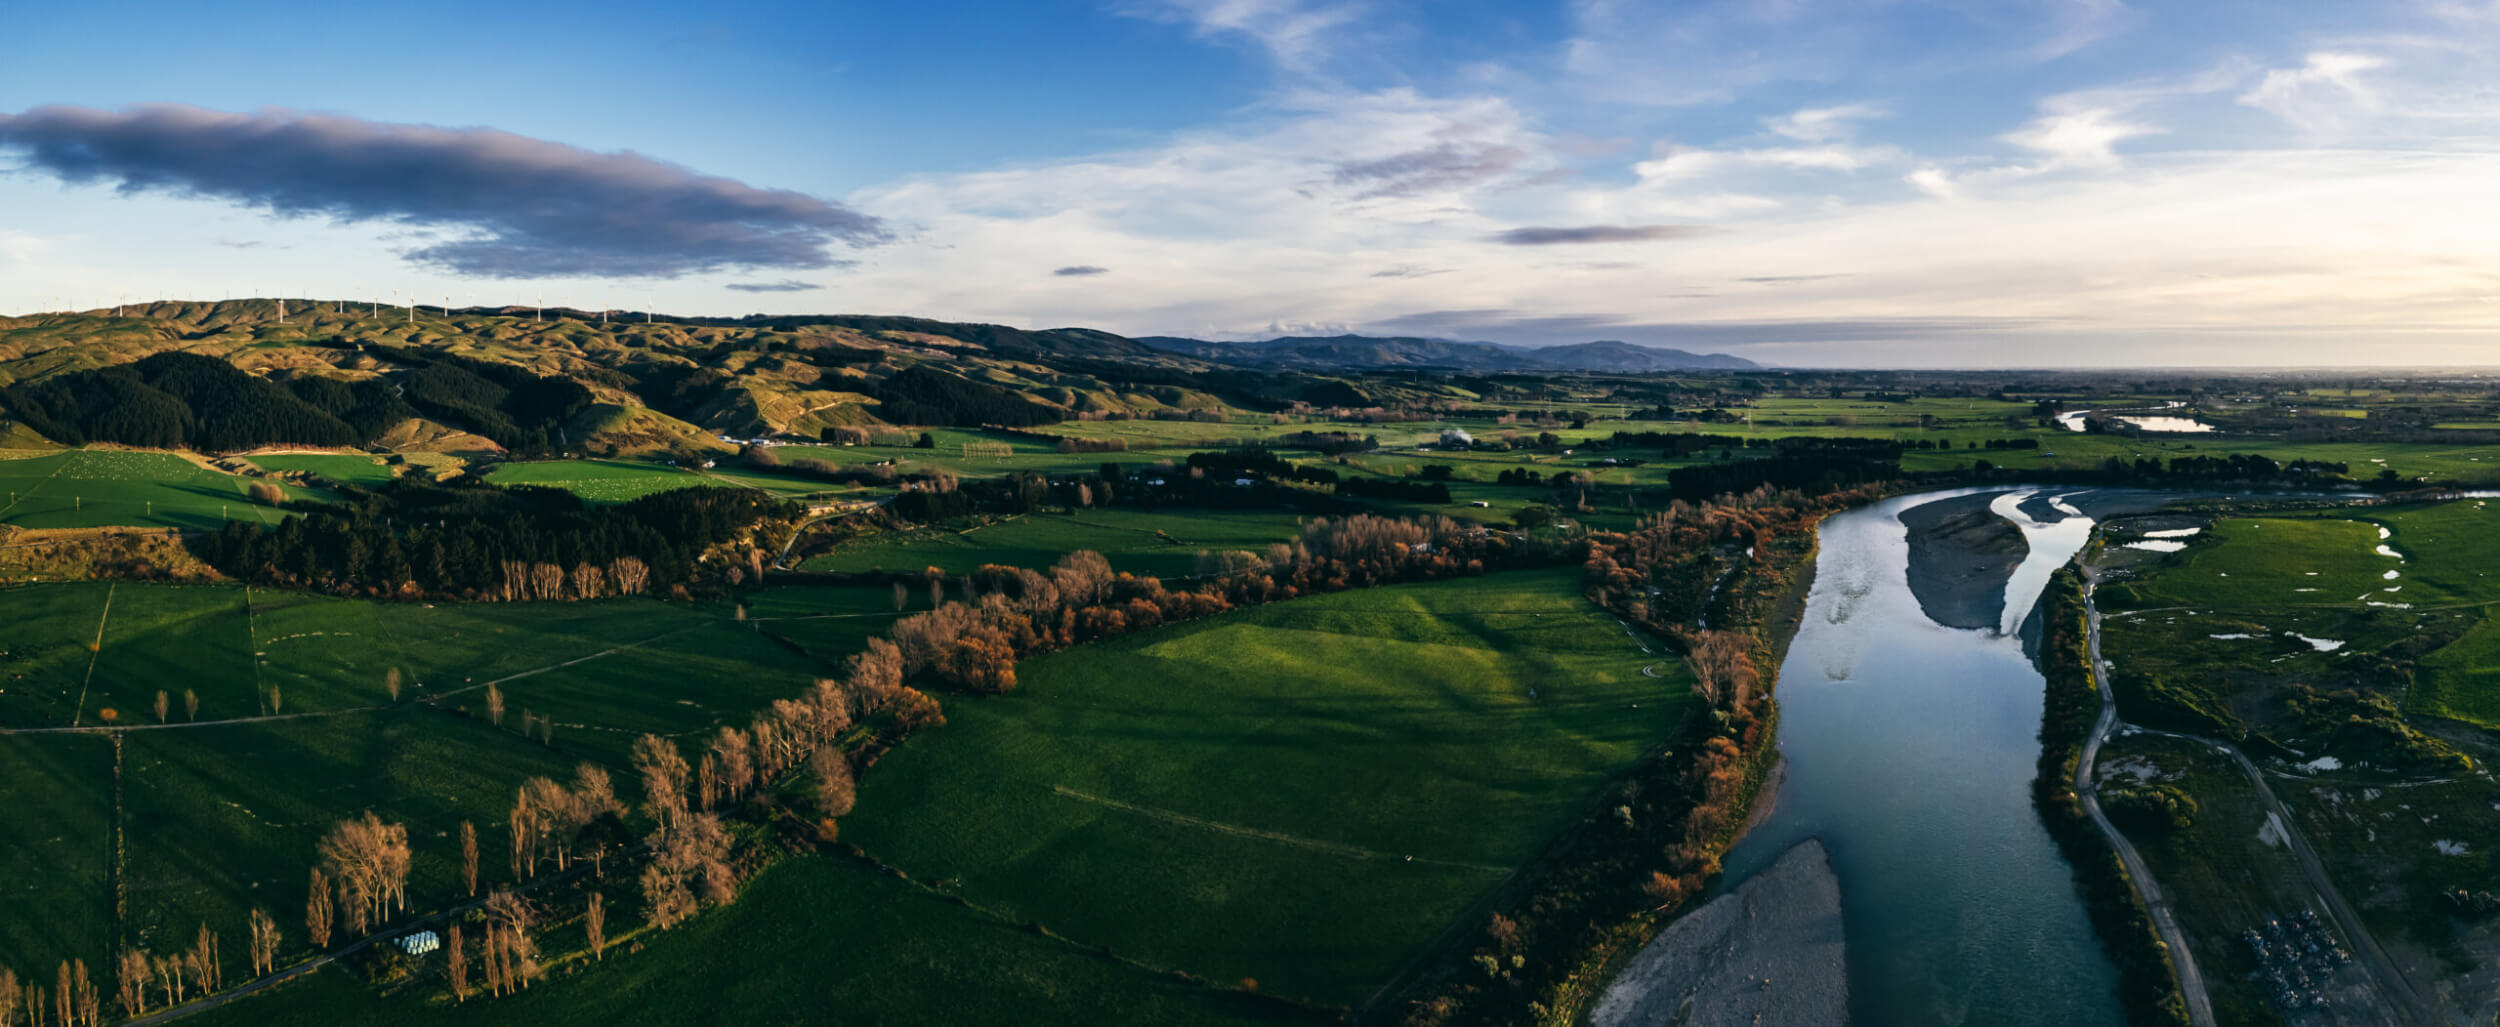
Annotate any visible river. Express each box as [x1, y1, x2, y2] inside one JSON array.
[[1719, 488, 2128, 1025]]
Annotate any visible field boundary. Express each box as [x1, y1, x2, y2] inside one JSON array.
[[71, 582, 116, 727], [1049, 785, 1511, 875]]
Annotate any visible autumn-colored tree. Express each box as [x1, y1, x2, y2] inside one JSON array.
[[508, 791, 536, 882], [72, 959, 95, 1027], [0, 967, 15, 1027], [531, 562, 564, 602], [385, 667, 402, 702], [446, 925, 468, 1001], [812, 745, 855, 818], [460, 821, 479, 896], [51, 963, 65, 1027], [305, 867, 333, 948], [710, 728, 753, 802], [153, 691, 169, 724], [694, 753, 719, 812], [572, 561, 604, 600], [941, 635, 1017, 693], [248, 908, 279, 977], [484, 682, 505, 728], [268, 685, 282, 715], [585, 892, 606, 961], [890, 686, 945, 732], [183, 688, 198, 720], [891, 581, 908, 612]]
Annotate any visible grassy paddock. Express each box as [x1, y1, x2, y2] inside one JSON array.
[[0, 450, 329, 530], [803, 508, 1311, 578], [840, 567, 1692, 1006]]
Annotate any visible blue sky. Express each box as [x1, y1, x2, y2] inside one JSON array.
[[1, 0, 2495, 366]]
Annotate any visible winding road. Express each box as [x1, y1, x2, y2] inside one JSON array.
[[2080, 569, 2443, 1026], [2076, 571, 2217, 1027]]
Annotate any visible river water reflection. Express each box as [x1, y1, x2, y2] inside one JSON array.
[[1720, 489, 2126, 1026]]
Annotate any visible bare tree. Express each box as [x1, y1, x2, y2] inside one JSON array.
[[695, 753, 719, 812], [508, 790, 536, 882], [385, 667, 402, 702], [152, 691, 168, 724], [318, 812, 412, 932], [572, 561, 604, 600], [585, 892, 606, 961], [249, 908, 279, 977], [305, 867, 333, 948], [115, 950, 146, 1018], [485, 683, 505, 728], [609, 556, 649, 596], [892, 581, 909, 612], [183, 688, 198, 720], [711, 728, 753, 802], [812, 745, 856, 818], [460, 821, 479, 896], [52, 963, 66, 1027], [446, 924, 468, 1001], [0, 966, 15, 1027], [188, 923, 219, 993], [268, 685, 282, 716], [73, 959, 96, 1027], [482, 891, 539, 992], [531, 562, 564, 602], [633, 735, 690, 832]]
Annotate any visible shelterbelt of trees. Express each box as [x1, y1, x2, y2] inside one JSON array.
[[189, 482, 792, 600]]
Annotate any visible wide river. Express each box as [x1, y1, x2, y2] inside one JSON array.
[[1720, 488, 2127, 1025]]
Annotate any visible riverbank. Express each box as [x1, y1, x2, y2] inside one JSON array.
[[1901, 492, 2027, 630], [2033, 564, 2196, 1026], [1586, 838, 1848, 1027]]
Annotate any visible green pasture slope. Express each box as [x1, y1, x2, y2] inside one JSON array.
[[840, 566, 1693, 1006], [247, 453, 396, 486], [805, 508, 1310, 578], [0, 449, 331, 529], [484, 458, 852, 503]]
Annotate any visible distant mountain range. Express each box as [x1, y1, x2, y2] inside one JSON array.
[[1135, 334, 1760, 372]]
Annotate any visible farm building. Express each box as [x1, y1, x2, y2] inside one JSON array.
[[399, 930, 441, 957]]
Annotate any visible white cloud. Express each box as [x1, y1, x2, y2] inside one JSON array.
[[0, 231, 41, 264], [2239, 52, 2386, 130], [1117, 0, 1361, 71], [1765, 103, 1886, 142]]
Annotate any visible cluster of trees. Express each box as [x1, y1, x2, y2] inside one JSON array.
[[1660, 453, 1898, 503], [872, 365, 1061, 427], [3, 352, 382, 450], [376, 349, 594, 455], [1337, 476, 1452, 503], [0, 963, 98, 1026], [189, 482, 790, 600], [3, 348, 596, 456]]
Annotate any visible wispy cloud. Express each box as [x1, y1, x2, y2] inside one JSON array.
[[1116, 0, 1360, 71], [1053, 265, 1111, 276], [0, 104, 888, 279], [725, 279, 824, 293], [1490, 224, 1705, 245], [2239, 52, 2385, 130]]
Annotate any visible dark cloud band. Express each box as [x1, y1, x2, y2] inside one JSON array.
[[1053, 265, 1110, 276], [0, 103, 888, 279], [1490, 224, 1703, 245]]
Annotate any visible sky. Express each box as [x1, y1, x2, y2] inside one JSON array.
[[1, 0, 2496, 368]]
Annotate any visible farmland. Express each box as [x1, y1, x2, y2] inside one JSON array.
[[480, 459, 843, 503], [839, 567, 1690, 1005], [2093, 499, 2500, 1018], [800, 508, 1310, 578], [0, 450, 329, 530]]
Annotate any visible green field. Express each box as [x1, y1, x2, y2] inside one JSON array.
[[483, 459, 847, 503], [840, 567, 1690, 1005], [0, 449, 332, 529], [804, 509, 1311, 578], [247, 453, 397, 486], [2100, 501, 2500, 729], [191, 854, 1319, 1026], [0, 582, 836, 975]]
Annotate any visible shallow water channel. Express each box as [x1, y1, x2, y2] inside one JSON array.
[[1721, 489, 2126, 1025]]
